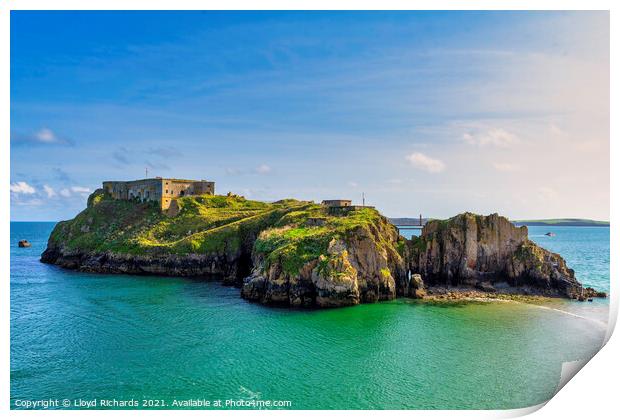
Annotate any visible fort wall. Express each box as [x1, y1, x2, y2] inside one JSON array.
[[103, 178, 215, 211]]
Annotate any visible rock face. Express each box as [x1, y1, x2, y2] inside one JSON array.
[[242, 218, 406, 308], [405, 213, 603, 299], [398, 273, 426, 298], [41, 247, 249, 283]]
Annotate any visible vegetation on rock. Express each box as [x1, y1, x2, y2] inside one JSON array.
[[42, 192, 605, 307], [43, 191, 401, 293], [48, 190, 303, 256], [254, 207, 386, 276]]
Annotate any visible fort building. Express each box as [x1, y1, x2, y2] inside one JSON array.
[[322, 199, 352, 207], [102, 177, 215, 211], [321, 199, 374, 214]]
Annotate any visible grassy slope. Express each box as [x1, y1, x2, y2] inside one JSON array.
[[49, 191, 389, 274], [255, 206, 386, 275]]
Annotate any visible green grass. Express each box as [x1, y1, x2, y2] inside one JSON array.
[[50, 192, 302, 255], [253, 207, 393, 275], [255, 225, 333, 274], [49, 191, 396, 277]]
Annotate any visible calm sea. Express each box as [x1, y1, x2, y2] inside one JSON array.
[[10, 222, 610, 409]]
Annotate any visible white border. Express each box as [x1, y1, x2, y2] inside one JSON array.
[[0, 0, 616, 10], [1, 2, 616, 419]]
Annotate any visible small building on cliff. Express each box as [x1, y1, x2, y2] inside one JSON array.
[[322, 199, 352, 208], [321, 199, 374, 214], [102, 177, 215, 210]]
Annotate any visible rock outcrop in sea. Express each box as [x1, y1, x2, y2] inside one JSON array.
[[41, 190, 605, 308], [403, 213, 605, 300]]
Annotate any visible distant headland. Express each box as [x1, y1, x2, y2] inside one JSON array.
[[511, 218, 609, 227], [40, 177, 606, 308], [391, 217, 609, 227]]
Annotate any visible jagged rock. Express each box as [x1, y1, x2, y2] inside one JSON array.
[[41, 248, 247, 283], [405, 212, 598, 298], [311, 240, 360, 307], [476, 281, 496, 292], [18, 240, 31, 248], [243, 221, 404, 308], [410, 274, 426, 298], [399, 272, 425, 298], [241, 273, 267, 301]]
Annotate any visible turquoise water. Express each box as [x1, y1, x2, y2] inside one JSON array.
[[11, 222, 610, 409]]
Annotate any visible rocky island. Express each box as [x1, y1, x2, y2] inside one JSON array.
[[41, 189, 606, 308]]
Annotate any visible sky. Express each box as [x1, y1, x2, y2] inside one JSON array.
[[10, 11, 609, 221]]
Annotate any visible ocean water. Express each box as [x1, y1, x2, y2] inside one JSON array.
[[10, 222, 610, 410]]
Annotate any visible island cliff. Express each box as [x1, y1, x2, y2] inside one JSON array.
[[404, 213, 604, 300], [41, 190, 605, 308]]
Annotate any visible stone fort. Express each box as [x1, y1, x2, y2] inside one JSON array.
[[103, 177, 215, 211]]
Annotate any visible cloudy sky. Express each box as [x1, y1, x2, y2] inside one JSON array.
[[11, 11, 609, 221]]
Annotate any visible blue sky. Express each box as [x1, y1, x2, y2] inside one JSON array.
[[10, 11, 609, 221]]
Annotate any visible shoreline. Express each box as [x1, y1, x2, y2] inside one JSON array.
[[40, 258, 608, 308], [419, 286, 605, 304]]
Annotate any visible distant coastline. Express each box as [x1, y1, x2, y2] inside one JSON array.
[[389, 217, 609, 227], [511, 218, 609, 227], [389, 218, 429, 226]]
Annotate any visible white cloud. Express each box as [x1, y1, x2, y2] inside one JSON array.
[[348, 181, 359, 188], [387, 178, 404, 184], [405, 152, 446, 173], [10, 181, 36, 195], [12, 127, 73, 146], [13, 198, 44, 207], [42, 185, 89, 199], [36, 128, 58, 143], [70, 186, 91, 196], [255, 164, 272, 174], [43, 185, 57, 198], [463, 128, 520, 147], [71, 186, 90, 193], [492, 162, 520, 172]]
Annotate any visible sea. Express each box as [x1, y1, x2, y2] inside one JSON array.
[[10, 222, 610, 410]]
